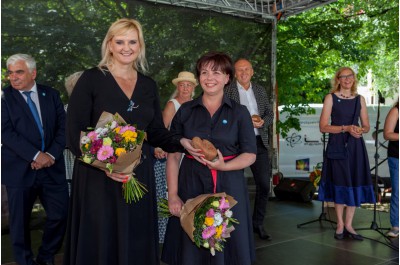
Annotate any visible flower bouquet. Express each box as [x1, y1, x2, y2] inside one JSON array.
[[80, 111, 147, 203], [180, 193, 239, 256], [309, 162, 322, 188]]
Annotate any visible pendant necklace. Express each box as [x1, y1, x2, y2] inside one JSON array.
[[339, 93, 353, 99]]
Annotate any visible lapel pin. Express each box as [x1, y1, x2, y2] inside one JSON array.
[[222, 119, 228, 124], [42, 92, 46, 96]]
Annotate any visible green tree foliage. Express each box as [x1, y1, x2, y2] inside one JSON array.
[[1, 0, 273, 106], [276, 0, 399, 137]]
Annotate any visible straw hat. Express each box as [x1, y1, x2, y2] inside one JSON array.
[[172, 71, 198, 86]]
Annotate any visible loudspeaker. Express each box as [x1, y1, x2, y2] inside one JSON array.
[[274, 178, 316, 202]]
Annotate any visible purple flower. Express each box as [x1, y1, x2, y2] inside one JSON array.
[[109, 156, 117, 164], [202, 226, 216, 239], [219, 197, 230, 210], [206, 208, 215, 217]]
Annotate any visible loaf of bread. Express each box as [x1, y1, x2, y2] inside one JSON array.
[[191, 137, 218, 161], [251, 114, 261, 122]]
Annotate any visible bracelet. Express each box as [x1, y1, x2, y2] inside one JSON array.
[[341, 125, 345, 133]]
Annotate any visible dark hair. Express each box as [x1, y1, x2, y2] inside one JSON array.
[[195, 51, 234, 84]]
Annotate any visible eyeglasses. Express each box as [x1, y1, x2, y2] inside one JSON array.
[[338, 74, 354, 80], [178, 83, 194, 89]]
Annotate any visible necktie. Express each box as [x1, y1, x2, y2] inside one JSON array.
[[23, 91, 44, 151]]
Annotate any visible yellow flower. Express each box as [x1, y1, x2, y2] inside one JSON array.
[[115, 148, 126, 157], [83, 155, 92, 164], [84, 143, 89, 149], [114, 127, 121, 133], [215, 225, 223, 239], [124, 137, 136, 143], [122, 130, 137, 139], [211, 201, 220, 208], [204, 217, 214, 226], [103, 137, 113, 146]]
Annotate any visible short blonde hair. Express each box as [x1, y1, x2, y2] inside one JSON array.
[[330, 67, 358, 94], [98, 18, 148, 73], [65, 71, 83, 96]]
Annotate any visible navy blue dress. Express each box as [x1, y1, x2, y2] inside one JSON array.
[[162, 95, 257, 265], [318, 94, 376, 206]]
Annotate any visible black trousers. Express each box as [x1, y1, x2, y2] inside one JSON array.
[[250, 136, 270, 227], [6, 170, 69, 265]]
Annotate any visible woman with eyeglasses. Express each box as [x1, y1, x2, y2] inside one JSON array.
[[318, 67, 375, 241]]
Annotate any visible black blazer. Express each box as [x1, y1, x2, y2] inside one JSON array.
[[225, 81, 274, 149], [1, 84, 66, 187]]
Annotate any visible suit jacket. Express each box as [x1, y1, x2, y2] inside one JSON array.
[[225, 81, 274, 149], [1, 84, 66, 187]]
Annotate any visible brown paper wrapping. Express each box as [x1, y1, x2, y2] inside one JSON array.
[[180, 192, 237, 242], [79, 111, 143, 175]]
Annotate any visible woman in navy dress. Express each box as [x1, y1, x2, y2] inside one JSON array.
[[318, 67, 375, 241], [162, 52, 257, 265]]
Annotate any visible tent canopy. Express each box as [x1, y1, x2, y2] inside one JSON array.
[[146, 0, 337, 23]]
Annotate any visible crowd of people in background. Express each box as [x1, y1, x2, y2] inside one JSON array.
[[1, 17, 398, 265]]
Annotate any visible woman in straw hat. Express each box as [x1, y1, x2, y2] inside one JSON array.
[[153, 71, 197, 243]]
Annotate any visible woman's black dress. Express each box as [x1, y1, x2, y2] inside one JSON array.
[[318, 94, 375, 206], [162, 95, 257, 265], [63, 68, 182, 265]]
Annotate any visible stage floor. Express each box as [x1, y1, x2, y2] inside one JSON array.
[[2, 189, 398, 265]]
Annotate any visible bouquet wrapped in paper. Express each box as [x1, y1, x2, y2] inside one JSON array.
[[80, 111, 147, 203], [180, 192, 239, 256]]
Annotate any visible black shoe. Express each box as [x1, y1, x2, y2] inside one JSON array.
[[334, 232, 345, 240], [253, 225, 272, 240], [35, 258, 55, 265], [344, 229, 363, 241]]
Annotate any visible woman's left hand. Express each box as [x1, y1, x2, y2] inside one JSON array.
[[154, 147, 167, 159], [349, 125, 363, 138], [105, 171, 130, 183], [202, 149, 226, 170]]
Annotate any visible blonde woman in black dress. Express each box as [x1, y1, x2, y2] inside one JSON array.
[[63, 18, 196, 265]]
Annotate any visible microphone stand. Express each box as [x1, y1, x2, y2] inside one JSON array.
[[356, 91, 390, 235], [297, 133, 336, 228]]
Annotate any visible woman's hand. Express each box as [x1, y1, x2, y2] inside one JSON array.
[[349, 125, 363, 138], [202, 149, 226, 170], [252, 119, 265, 129], [154, 147, 167, 159], [105, 171, 130, 183], [168, 194, 183, 217], [180, 138, 204, 163]]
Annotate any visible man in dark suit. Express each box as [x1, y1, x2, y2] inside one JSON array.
[[225, 58, 274, 240], [2, 54, 69, 265]]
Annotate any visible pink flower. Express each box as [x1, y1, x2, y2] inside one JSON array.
[[219, 197, 230, 210], [202, 226, 216, 239], [206, 208, 215, 217], [97, 145, 114, 161], [87, 131, 98, 141], [119, 125, 136, 134]]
